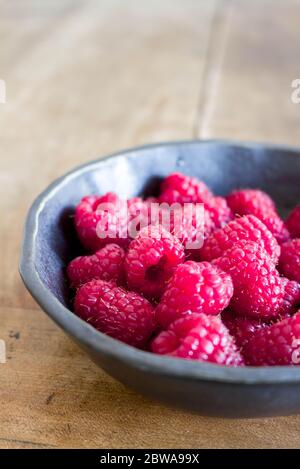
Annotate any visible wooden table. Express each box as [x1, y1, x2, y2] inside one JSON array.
[[1, 0, 300, 449]]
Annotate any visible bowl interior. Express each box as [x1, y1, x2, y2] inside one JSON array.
[[34, 141, 300, 309]]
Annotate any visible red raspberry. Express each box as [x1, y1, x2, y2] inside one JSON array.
[[213, 240, 284, 319], [285, 204, 300, 239], [124, 225, 185, 299], [242, 312, 300, 366], [168, 206, 215, 252], [200, 215, 280, 264], [226, 189, 290, 244], [222, 279, 300, 348], [159, 173, 232, 232], [151, 314, 244, 366], [221, 310, 268, 348], [159, 172, 213, 205], [278, 239, 300, 283], [204, 196, 233, 229], [74, 280, 156, 347], [75, 193, 150, 252], [67, 244, 125, 288], [259, 210, 291, 245], [226, 188, 275, 213], [75, 193, 127, 251], [155, 261, 233, 328], [279, 278, 300, 318]]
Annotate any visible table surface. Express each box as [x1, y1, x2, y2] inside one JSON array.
[[1, 0, 300, 449]]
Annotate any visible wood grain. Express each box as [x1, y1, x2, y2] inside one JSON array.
[[1, 0, 300, 449]]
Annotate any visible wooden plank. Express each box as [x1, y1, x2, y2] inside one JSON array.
[[2, 307, 300, 449], [2, 0, 300, 450], [0, 0, 217, 310], [195, 0, 300, 144]]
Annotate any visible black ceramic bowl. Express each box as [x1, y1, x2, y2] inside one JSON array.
[[20, 140, 300, 418]]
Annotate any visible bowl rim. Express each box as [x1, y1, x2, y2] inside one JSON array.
[[19, 138, 300, 385]]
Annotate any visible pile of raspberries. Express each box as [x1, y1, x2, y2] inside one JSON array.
[[67, 172, 300, 367]]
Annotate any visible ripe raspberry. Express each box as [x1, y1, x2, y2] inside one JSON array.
[[204, 196, 233, 229], [200, 215, 280, 264], [67, 243, 125, 288], [155, 261, 233, 328], [226, 189, 290, 244], [213, 240, 284, 319], [74, 280, 156, 347], [286, 204, 300, 238], [278, 239, 300, 283], [75, 193, 150, 252], [279, 278, 300, 318], [226, 188, 276, 213], [242, 312, 300, 366], [159, 172, 213, 205], [221, 310, 268, 348], [259, 210, 290, 245], [126, 197, 150, 235], [167, 206, 214, 252], [124, 225, 185, 299], [75, 193, 127, 251], [151, 314, 243, 366]]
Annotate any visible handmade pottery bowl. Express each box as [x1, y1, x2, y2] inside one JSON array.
[[20, 140, 300, 418]]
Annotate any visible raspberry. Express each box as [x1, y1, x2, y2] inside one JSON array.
[[279, 278, 300, 318], [159, 172, 213, 205], [67, 244, 125, 288], [221, 310, 268, 348], [74, 280, 156, 347], [204, 196, 233, 229], [75, 193, 150, 252], [226, 188, 276, 214], [242, 312, 300, 366], [151, 314, 244, 366], [278, 239, 300, 283], [159, 173, 232, 233], [213, 240, 284, 319], [75, 193, 127, 251], [155, 261, 233, 328], [124, 225, 185, 299], [259, 210, 290, 245], [286, 204, 300, 238], [222, 279, 300, 348], [226, 189, 290, 244], [168, 206, 214, 252], [200, 215, 280, 264]]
